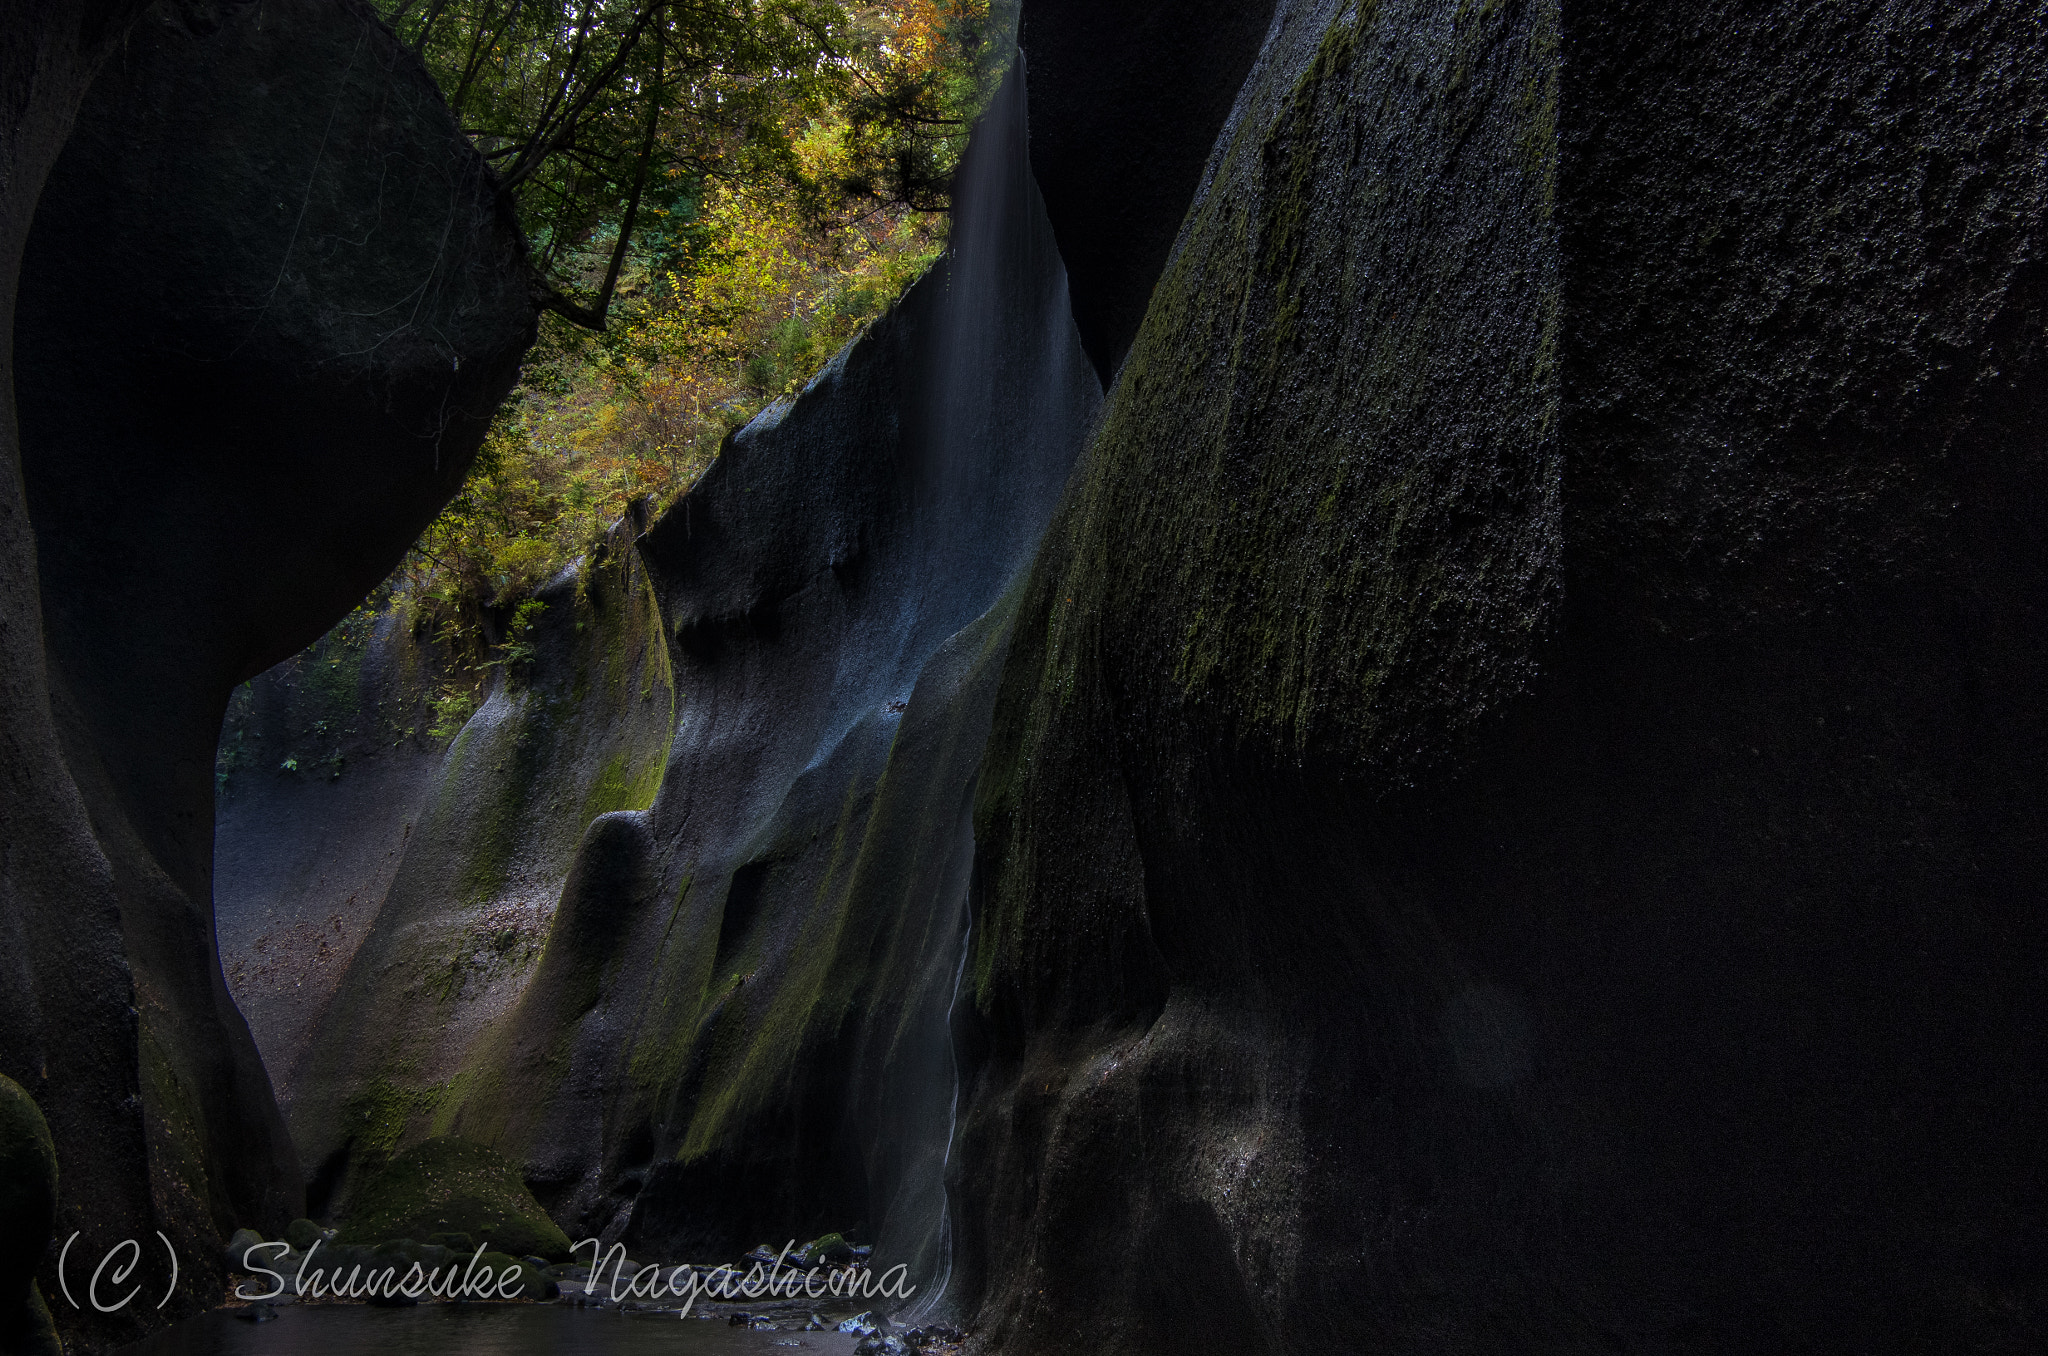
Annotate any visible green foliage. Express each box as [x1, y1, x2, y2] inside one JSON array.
[[382, 0, 1005, 657], [493, 598, 549, 669], [378, 0, 1002, 322], [428, 682, 483, 741], [836, 0, 1015, 210]]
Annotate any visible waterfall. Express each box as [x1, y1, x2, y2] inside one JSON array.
[[855, 46, 1091, 1323], [898, 893, 974, 1325]]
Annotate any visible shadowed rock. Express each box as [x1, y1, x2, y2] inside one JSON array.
[[4, 0, 535, 1344], [0, 1076, 62, 1356], [1, 4, 160, 1352], [1019, 0, 1277, 383], [963, 0, 2048, 1350]]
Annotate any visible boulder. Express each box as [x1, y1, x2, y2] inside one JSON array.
[[332, 1136, 571, 1261], [471, 1252, 552, 1301], [282, 1218, 327, 1253], [223, 1227, 266, 1275]]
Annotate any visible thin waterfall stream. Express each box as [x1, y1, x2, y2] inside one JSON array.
[[899, 891, 974, 1326]]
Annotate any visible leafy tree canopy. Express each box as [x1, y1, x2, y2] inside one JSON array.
[[338, 0, 1010, 725], [381, 0, 1009, 326]]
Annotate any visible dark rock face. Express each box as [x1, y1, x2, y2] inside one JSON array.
[[962, 0, 2048, 1351], [0, 5, 159, 1353], [211, 606, 496, 1089], [1019, 0, 1277, 382], [3, 0, 534, 1344], [331, 1135, 573, 1258], [0, 1075, 63, 1356]]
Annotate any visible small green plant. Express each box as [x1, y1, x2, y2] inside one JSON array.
[[491, 598, 549, 672], [280, 756, 299, 773], [215, 729, 248, 793], [428, 682, 482, 741]]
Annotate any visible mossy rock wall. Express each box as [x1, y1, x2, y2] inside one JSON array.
[[423, 72, 1103, 1295], [281, 516, 675, 1219], [958, 0, 2048, 1351], [333, 1135, 571, 1259]]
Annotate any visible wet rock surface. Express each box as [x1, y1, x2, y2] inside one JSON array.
[[247, 67, 1100, 1320]]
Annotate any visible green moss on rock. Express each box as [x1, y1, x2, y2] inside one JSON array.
[[473, 1252, 553, 1300], [335, 1136, 570, 1260], [579, 748, 664, 825]]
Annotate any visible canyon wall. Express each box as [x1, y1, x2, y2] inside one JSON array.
[[960, 0, 2048, 1351], [28, 0, 2033, 1351], [251, 67, 1102, 1309], [267, 517, 675, 1217], [2, 0, 534, 1345]]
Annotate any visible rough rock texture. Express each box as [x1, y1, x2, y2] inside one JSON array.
[[213, 610, 486, 1086], [961, 0, 2048, 1351], [579, 74, 1097, 1293], [4, 0, 534, 1344], [279, 522, 674, 1216], [1019, 0, 1277, 381], [332, 1135, 573, 1258]]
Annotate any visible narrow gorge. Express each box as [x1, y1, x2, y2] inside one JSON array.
[[3, 0, 2046, 1353]]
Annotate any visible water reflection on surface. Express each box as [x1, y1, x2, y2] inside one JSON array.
[[120, 1304, 863, 1356]]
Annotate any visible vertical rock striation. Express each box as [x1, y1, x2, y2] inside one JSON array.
[[597, 71, 1100, 1291]]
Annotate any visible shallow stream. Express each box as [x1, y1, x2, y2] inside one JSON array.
[[120, 1304, 865, 1356]]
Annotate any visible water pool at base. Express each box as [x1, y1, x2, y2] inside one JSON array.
[[119, 1305, 866, 1356]]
